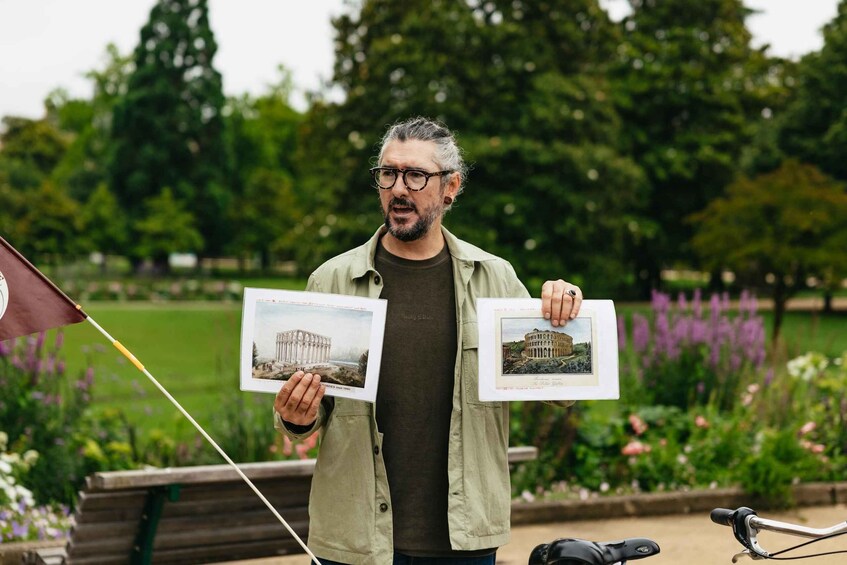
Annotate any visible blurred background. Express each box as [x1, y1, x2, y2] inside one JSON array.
[[1, 0, 846, 545]]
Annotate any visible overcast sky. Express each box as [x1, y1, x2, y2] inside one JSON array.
[[0, 0, 841, 120]]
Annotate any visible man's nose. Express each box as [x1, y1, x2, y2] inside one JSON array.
[[391, 176, 411, 195]]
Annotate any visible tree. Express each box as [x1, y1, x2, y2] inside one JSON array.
[[15, 181, 84, 260], [297, 0, 648, 293], [223, 68, 303, 269], [0, 117, 68, 194], [689, 160, 847, 341], [780, 1, 847, 180], [80, 183, 128, 271], [109, 0, 230, 268], [611, 0, 774, 295], [49, 44, 135, 203], [133, 187, 203, 272]]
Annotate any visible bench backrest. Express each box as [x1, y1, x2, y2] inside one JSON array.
[[30, 447, 537, 564], [65, 459, 314, 565]]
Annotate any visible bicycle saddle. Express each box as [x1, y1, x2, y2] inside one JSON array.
[[529, 537, 661, 565]]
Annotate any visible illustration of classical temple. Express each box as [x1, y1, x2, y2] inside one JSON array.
[[524, 329, 573, 359], [275, 329, 331, 364]]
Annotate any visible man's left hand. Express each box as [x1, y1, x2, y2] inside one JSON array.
[[541, 279, 582, 327]]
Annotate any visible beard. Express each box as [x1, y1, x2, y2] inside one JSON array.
[[382, 196, 443, 242]]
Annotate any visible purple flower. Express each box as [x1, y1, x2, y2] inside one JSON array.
[[677, 292, 688, 312], [12, 520, 28, 538], [632, 314, 650, 353], [651, 289, 671, 314], [692, 288, 703, 318], [764, 368, 774, 386]]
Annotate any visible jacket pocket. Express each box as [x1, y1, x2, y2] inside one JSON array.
[[461, 320, 498, 407]]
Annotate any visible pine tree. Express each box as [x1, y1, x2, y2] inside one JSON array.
[[109, 0, 230, 268]]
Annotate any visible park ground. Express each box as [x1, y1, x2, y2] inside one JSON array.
[[224, 504, 847, 565]]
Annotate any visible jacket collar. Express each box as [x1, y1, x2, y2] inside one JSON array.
[[348, 225, 498, 281]]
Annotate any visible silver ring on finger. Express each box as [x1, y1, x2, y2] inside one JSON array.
[[567, 289, 577, 297]]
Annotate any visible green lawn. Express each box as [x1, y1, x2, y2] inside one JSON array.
[[57, 302, 247, 443], [767, 310, 846, 358]]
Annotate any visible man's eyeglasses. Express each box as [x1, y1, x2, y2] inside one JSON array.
[[369, 167, 454, 191]]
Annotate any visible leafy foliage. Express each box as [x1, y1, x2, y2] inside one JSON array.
[[610, 0, 772, 294], [109, 0, 230, 263], [296, 0, 647, 293], [780, 1, 847, 180], [689, 160, 847, 339], [133, 187, 204, 267]]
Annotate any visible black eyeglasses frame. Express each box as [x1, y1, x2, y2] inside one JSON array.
[[369, 167, 454, 191]]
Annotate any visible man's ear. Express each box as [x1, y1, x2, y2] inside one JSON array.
[[446, 172, 461, 198]]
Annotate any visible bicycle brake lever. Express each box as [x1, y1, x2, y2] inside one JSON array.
[[731, 549, 749, 562]]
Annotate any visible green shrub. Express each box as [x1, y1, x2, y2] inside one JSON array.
[[739, 427, 829, 508]]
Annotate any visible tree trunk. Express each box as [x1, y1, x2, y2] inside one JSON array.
[[823, 290, 833, 313], [771, 278, 787, 343], [708, 269, 725, 293]]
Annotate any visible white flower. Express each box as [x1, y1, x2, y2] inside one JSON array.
[[0, 431, 8, 451], [22, 450, 38, 466], [787, 352, 829, 381]]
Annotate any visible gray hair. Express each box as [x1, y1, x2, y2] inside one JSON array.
[[377, 117, 468, 200]]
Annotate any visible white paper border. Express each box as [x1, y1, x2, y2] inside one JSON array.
[[478, 298, 619, 401], [240, 288, 387, 403]]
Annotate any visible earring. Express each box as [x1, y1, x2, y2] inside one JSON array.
[[444, 196, 453, 205]]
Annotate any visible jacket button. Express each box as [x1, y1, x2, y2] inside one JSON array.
[[374, 275, 381, 284], [379, 502, 388, 512], [373, 445, 380, 455]]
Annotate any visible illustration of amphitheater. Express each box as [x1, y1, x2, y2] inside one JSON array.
[[524, 329, 573, 359], [275, 329, 331, 364]]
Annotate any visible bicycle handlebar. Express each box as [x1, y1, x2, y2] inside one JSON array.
[[710, 507, 735, 527], [712, 506, 847, 561]]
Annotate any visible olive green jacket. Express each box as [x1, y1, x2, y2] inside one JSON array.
[[275, 226, 530, 565]]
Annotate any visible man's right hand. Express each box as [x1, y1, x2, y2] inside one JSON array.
[[274, 371, 326, 427]]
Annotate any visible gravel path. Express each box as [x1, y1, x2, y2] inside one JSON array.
[[222, 503, 847, 565]]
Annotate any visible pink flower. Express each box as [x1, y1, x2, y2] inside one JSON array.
[[799, 421, 817, 436], [621, 440, 651, 456], [811, 444, 825, 454], [695, 415, 710, 429], [629, 414, 648, 436]]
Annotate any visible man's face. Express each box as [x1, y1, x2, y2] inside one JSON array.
[[378, 139, 458, 242]]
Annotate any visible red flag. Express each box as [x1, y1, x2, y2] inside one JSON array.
[[0, 236, 87, 341]]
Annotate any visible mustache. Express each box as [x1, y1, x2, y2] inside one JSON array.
[[389, 197, 416, 211]]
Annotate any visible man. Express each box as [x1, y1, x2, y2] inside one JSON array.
[[274, 117, 582, 565]]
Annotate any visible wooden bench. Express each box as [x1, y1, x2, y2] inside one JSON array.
[[27, 447, 537, 565]]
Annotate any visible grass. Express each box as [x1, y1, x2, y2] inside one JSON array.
[[51, 295, 846, 447], [55, 302, 246, 443], [767, 310, 847, 359]]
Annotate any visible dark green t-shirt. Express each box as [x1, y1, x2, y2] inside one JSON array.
[[375, 240, 476, 556]]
